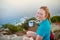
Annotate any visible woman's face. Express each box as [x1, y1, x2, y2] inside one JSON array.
[[36, 9, 46, 21]]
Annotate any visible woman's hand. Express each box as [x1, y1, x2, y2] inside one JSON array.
[[27, 31, 36, 37], [36, 35, 43, 40]]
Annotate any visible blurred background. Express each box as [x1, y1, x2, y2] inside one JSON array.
[[0, 0, 60, 25], [0, 0, 60, 40]]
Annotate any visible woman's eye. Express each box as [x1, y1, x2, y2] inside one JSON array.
[[37, 12, 43, 15]]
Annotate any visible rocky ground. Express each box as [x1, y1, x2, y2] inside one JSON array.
[[0, 23, 60, 40]]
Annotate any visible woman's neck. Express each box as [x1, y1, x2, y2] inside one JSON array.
[[40, 18, 46, 21]]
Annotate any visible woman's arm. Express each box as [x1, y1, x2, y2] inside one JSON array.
[[36, 35, 43, 40]]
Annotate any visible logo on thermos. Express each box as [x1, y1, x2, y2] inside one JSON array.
[[29, 20, 34, 27]]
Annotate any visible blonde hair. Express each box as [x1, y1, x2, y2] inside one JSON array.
[[40, 6, 50, 20]]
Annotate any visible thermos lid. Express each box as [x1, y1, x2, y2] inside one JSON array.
[[29, 20, 34, 27]]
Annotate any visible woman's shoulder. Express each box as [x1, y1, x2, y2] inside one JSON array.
[[41, 19, 51, 27], [38, 19, 50, 27]]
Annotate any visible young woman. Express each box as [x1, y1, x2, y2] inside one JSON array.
[[23, 6, 51, 40], [36, 6, 51, 40]]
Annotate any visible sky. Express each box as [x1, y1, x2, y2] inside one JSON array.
[[0, 0, 60, 25]]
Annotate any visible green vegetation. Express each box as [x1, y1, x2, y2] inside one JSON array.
[[22, 17, 36, 30], [2, 23, 23, 34], [54, 30, 60, 40], [51, 16, 60, 23], [1, 17, 36, 34], [54, 30, 60, 33], [1, 16, 60, 34]]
